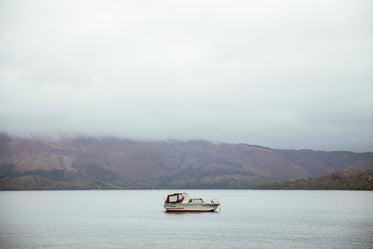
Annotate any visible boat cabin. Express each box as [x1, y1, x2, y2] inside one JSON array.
[[164, 193, 189, 203]]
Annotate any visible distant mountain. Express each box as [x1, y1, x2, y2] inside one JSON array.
[[255, 169, 373, 190], [0, 133, 372, 190]]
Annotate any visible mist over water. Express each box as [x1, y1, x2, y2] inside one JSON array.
[[0, 190, 372, 249]]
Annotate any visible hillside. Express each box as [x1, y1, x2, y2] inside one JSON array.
[[255, 169, 373, 190], [0, 134, 372, 190]]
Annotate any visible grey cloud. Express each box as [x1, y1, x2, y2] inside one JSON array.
[[0, 0, 372, 152]]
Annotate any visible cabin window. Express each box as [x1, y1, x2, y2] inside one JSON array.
[[169, 195, 178, 202], [191, 199, 203, 203]]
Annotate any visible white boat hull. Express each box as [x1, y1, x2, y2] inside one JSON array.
[[164, 203, 219, 212]]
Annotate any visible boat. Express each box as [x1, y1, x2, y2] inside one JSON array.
[[163, 192, 220, 212]]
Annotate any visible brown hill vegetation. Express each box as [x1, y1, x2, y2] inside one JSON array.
[[0, 134, 372, 190], [255, 169, 373, 190]]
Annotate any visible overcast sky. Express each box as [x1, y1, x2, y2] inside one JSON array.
[[0, 0, 372, 152]]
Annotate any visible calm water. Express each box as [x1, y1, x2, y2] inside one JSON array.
[[0, 190, 372, 249]]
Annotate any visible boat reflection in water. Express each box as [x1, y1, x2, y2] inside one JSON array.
[[164, 192, 220, 212]]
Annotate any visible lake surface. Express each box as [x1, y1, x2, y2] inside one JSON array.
[[0, 190, 372, 249]]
